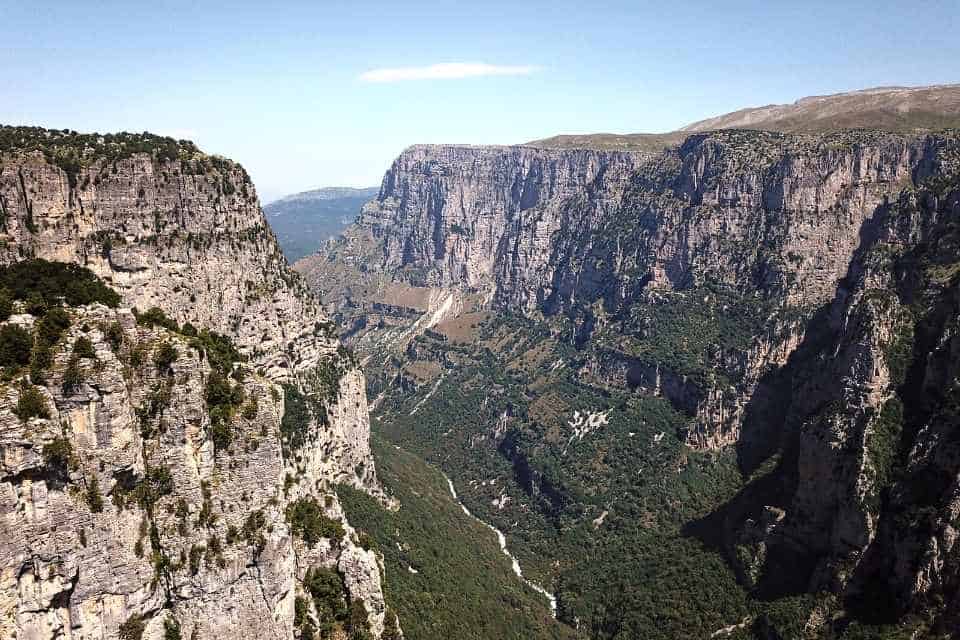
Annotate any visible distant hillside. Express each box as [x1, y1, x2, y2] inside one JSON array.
[[265, 186, 378, 262], [681, 84, 960, 133], [528, 83, 960, 151]]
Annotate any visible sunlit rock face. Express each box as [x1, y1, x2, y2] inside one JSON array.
[[0, 132, 390, 639]]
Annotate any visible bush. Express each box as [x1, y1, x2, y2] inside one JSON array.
[[154, 341, 178, 374], [348, 599, 372, 640], [205, 370, 246, 452], [294, 596, 316, 640], [118, 614, 145, 640], [0, 259, 120, 309], [73, 336, 96, 359], [135, 307, 179, 332], [114, 466, 174, 511], [29, 344, 52, 384], [163, 618, 181, 640], [0, 289, 12, 321], [104, 321, 124, 351], [241, 398, 258, 420], [42, 437, 75, 472], [285, 497, 345, 546], [36, 307, 71, 347], [209, 420, 233, 452], [243, 510, 267, 548], [281, 383, 313, 457], [61, 355, 86, 394], [191, 328, 243, 374], [304, 567, 348, 632], [381, 609, 401, 640], [15, 383, 49, 421], [85, 475, 104, 513], [0, 324, 33, 368]]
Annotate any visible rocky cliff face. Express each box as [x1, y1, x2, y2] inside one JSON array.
[[300, 130, 952, 449], [715, 168, 960, 634], [300, 126, 960, 635], [0, 129, 391, 640]]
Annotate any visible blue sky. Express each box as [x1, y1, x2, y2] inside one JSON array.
[[3, 1, 958, 202]]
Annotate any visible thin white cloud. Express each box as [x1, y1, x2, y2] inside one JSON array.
[[359, 62, 539, 83]]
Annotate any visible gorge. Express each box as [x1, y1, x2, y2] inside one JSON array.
[[2, 82, 960, 640], [297, 84, 960, 639]]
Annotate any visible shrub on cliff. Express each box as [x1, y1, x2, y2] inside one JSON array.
[[280, 383, 313, 457], [0, 260, 120, 310], [118, 614, 145, 640], [304, 567, 349, 632], [190, 328, 243, 374], [135, 307, 179, 332], [61, 355, 86, 394], [285, 497, 344, 546], [153, 341, 178, 374], [0, 324, 33, 369], [73, 335, 97, 359], [15, 382, 49, 421], [0, 289, 12, 321], [42, 437, 75, 473], [36, 307, 72, 347]]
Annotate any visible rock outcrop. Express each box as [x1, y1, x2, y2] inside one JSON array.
[[0, 129, 390, 639]]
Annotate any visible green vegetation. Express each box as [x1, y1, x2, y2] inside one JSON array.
[[242, 509, 267, 549], [42, 437, 76, 474], [113, 466, 174, 511], [0, 289, 12, 321], [85, 475, 105, 513], [35, 307, 72, 345], [381, 610, 401, 640], [28, 306, 73, 384], [0, 126, 216, 189], [135, 307, 180, 332], [348, 600, 372, 640], [303, 567, 349, 638], [280, 383, 313, 457], [613, 284, 783, 385], [62, 324, 98, 391], [118, 614, 146, 640], [285, 497, 344, 546], [61, 354, 86, 393], [338, 438, 576, 640], [104, 321, 124, 351], [163, 618, 182, 640], [154, 341, 178, 373], [15, 382, 49, 421], [867, 398, 904, 497], [205, 370, 245, 451], [0, 260, 120, 310], [73, 335, 96, 359], [365, 310, 770, 639], [0, 324, 33, 369], [191, 328, 244, 374]]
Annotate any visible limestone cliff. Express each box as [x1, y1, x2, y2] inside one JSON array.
[[299, 124, 960, 634], [0, 128, 392, 640], [299, 130, 955, 449]]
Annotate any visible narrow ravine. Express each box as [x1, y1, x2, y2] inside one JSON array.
[[442, 472, 558, 617]]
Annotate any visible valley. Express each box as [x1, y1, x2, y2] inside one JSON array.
[[295, 85, 960, 639], [1, 82, 960, 640]]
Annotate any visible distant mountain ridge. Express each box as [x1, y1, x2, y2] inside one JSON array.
[[528, 83, 960, 150], [267, 186, 379, 211], [264, 185, 378, 261]]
